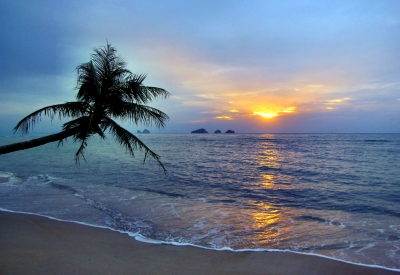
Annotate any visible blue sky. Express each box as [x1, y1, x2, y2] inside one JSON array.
[[0, 0, 399, 134]]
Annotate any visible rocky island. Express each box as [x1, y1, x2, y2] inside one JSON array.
[[225, 130, 235, 134], [137, 129, 151, 134], [191, 128, 208, 133]]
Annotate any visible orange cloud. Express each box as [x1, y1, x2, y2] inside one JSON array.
[[215, 115, 233, 120]]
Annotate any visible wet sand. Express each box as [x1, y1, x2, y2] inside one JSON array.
[[0, 210, 398, 275]]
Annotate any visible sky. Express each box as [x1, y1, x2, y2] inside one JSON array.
[[0, 0, 399, 134]]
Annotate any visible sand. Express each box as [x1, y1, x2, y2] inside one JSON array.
[[0, 210, 398, 275]]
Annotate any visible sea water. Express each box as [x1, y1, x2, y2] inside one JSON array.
[[0, 133, 399, 270]]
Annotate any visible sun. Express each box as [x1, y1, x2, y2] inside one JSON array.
[[253, 107, 296, 119], [253, 112, 278, 119]]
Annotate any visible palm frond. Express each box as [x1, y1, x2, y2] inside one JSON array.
[[57, 116, 89, 162], [77, 43, 132, 104], [14, 102, 89, 134], [76, 61, 101, 102], [106, 102, 169, 128], [123, 75, 171, 104], [131, 73, 147, 85], [91, 43, 126, 81], [139, 86, 171, 101], [72, 109, 108, 163], [71, 126, 92, 164], [60, 114, 105, 163], [62, 116, 90, 131], [102, 117, 166, 173], [74, 136, 88, 164]]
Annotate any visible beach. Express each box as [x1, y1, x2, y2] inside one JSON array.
[[0, 211, 398, 275]]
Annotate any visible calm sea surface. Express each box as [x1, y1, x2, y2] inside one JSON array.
[[0, 133, 399, 269]]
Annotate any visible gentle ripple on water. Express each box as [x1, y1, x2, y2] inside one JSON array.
[[0, 133, 400, 269]]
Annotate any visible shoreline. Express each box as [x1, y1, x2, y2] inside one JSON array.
[[1, 210, 399, 275]]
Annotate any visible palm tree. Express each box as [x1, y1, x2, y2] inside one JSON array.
[[0, 43, 170, 173]]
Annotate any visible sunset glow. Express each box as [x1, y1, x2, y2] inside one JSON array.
[[253, 112, 279, 119], [0, 1, 398, 134], [253, 107, 296, 119]]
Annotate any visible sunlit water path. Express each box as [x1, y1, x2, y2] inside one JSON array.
[[1, 133, 399, 269]]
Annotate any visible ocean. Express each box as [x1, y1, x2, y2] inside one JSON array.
[[0, 133, 399, 270]]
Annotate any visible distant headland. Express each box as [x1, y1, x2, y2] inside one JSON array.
[[191, 128, 235, 134], [137, 129, 151, 134]]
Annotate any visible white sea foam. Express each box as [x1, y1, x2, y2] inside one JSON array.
[[1, 207, 400, 272], [0, 171, 21, 185]]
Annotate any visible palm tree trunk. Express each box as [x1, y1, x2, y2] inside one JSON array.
[[0, 128, 80, 155]]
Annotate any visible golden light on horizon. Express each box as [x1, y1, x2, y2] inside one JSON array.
[[253, 106, 296, 119]]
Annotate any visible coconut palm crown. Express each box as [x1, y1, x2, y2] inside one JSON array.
[[0, 43, 170, 173]]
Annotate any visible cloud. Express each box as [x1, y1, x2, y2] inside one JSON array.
[[323, 98, 352, 104], [0, 0, 399, 133], [215, 116, 233, 120]]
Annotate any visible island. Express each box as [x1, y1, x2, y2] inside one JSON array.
[[225, 130, 235, 134], [191, 128, 208, 133], [214, 130, 222, 133], [137, 129, 151, 134]]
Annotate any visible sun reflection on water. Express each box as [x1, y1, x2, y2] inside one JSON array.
[[252, 201, 281, 242], [245, 134, 354, 251], [247, 134, 289, 246], [260, 173, 276, 189], [257, 134, 283, 187]]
